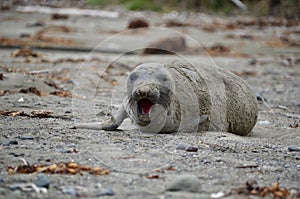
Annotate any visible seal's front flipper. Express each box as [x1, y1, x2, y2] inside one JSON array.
[[72, 102, 128, 131], [101, 103, 128, 131], [100, 117, 119, 131]]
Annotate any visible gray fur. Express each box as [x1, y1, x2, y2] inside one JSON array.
[[99, 61, 258, 135]]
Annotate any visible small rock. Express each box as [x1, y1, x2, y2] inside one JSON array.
[[18, 136, 34, 140], [258, 120, 270, 125], [165, 174, 202, 193], [52, 13, 69, 20], [96, 188, 114, 196], [211, 191, 225, 198], [66, 143, 76, 148], [62, 149, 73, 153], [8, 152, 24, 157], [288, 146, 300, 152], [1, 142, 9, 146], [176, 144, 198, 152], [20, 33, 31, 38], [26, 21, 45, 27], [176, 144, 187, 150], [8, 183, 47, 193], [8, 140, 18, 145], [35, 174, 50, 188], [185, 146, 198, 152], [0, 177, 4, 183], [128, 18, 149, 29], [143, 37, 186, 54], [18, 97, 24, 102], [62, 188, 77, 195], [9, 184, 21, 191]]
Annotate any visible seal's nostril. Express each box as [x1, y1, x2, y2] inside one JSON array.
[[136, 86, 150, 97]]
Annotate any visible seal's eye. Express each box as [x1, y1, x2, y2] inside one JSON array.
[[129, 73, 138, 81], [157, 75, 168, 82]]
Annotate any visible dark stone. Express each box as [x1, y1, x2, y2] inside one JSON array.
[[35, 174, 50, 188], [8, 140, 18, 145], [185, 146, 198, 152], [176, 144, 198, 152], [288, 146, 300, 152], [52, 13, 69, 20], [143, 37, 186, 55], [128, 18, 149, 29], [62, 149, 73, 153], [18, 136, 34, 140]]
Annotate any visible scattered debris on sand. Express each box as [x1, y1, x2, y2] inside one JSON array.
[[7, 161, 110, 175], [211, 180, 295, 198]]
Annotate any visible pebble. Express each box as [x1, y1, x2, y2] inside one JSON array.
[[18, 136, 34, 140], [62, 149, 73, 153], [211, 191, 225, 198], [8, 184, 20, 191], [96, 188, 114, 196], [165, 174, 202, 193], [9, 152, 24, 157], [18, 97, 24, 102], [35, 174, 50, 188], [283, 164, 289, 169], [62, 188, 77, 195], [288, 146, 300, 152], [8, 140, 18, 145], [176, 144, 187, 150], [176, 144, 198, 152], [8, 183, 47, 193], [258, 120, 270, 125], [66, 143, 76, 148], [185, 146, 198, 152]]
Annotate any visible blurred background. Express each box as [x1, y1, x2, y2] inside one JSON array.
[[1, 0, 299, 18]]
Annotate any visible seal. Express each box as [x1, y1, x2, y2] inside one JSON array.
[[76, 61, 258, 135]]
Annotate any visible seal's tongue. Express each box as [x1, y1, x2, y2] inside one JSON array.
[[138, 99, 154, 114]]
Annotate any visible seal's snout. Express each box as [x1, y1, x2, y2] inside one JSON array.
[[133, 84, 160, 101], [134, 86, 151, 99]]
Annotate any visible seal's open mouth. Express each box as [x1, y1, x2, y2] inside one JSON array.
[[138, 98, 154, 114]]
